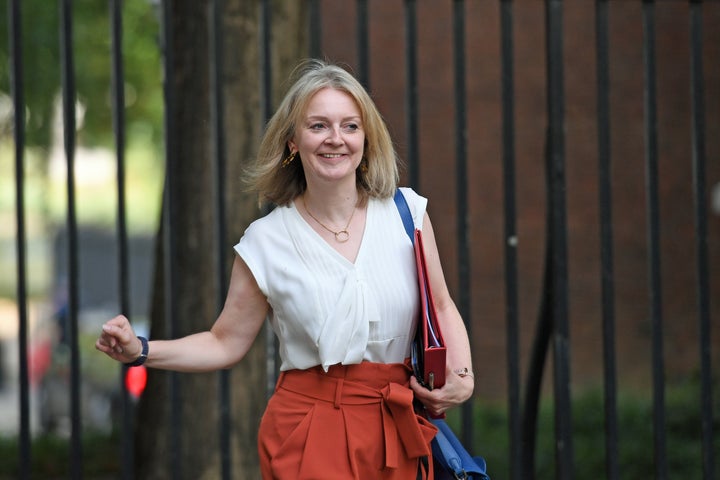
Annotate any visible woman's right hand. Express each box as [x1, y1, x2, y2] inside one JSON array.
[[95, 315, 143, 364]]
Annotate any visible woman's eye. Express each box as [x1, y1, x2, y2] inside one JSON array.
[[344, 123, 359, 131], [309, 123, 326, 130]]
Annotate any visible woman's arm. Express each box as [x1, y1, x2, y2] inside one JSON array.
[[409, 213, 475, 416], [95, 255, 269, 372]]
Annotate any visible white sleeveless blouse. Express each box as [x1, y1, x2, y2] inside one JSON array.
[[234, 187, 427, 371]]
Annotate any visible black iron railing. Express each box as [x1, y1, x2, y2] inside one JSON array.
[[6, 1, 716, 479]]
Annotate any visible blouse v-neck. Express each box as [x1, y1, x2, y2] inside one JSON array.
[[291, 199, 370, 266]]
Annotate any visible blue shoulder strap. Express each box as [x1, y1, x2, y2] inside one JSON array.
[[393, 189, 415, 245]]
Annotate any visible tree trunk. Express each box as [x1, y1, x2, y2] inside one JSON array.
[[136, 1, 307, 478]]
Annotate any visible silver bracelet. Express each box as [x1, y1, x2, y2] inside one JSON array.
[[454, 367, 474, 379]]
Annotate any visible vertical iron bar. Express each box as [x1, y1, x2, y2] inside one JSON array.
[[641, 3, 667, 478], [357, 0, 369, 89], [500, 1, 521, 478], [452, 0, 473, 449], [689, 3, 715, 479], [9, 0, 31, 477], [595, 2, 620, 479], [109, 0, 133, 478], [404, 0, 419, 189], [160, 1, 181, 477], [545, 1, 573, 478], [59, 0, 83, 477], [259, 0, 274, 389], [522, 248, 552, 479], [308, 0, 322, 59], [260, 0, 272, 125], [208, 1, 232, 479], [259, 0, 277, 399]]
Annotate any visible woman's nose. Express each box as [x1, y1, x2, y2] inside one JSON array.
[[325, 126, 343, 144]]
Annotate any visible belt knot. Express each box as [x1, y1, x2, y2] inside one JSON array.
[[381, 382, 431, 468]]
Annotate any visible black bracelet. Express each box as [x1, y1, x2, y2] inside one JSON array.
[[124, 336, 149, 367]]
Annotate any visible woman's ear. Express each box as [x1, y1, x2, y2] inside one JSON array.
[[287, 141, 296, 153]]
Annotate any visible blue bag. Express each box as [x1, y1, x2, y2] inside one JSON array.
[[430, 418, 490, 480]]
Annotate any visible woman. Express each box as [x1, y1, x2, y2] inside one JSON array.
[[96, 59, 473, 479]]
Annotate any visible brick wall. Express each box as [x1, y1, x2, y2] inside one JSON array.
[[320, 0, 720, 400]]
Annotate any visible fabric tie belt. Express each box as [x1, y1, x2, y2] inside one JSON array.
[[277, 365, 436, 470]]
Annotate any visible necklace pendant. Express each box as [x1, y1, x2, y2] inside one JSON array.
[[335, 230, 350, 243]]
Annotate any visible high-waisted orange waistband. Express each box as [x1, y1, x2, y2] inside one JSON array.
[[276, 361, 413, 406]]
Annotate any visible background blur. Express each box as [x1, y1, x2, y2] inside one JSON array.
[[1, 1, 718, 479]]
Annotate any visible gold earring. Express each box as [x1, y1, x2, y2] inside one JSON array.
[[360, 158, 368, 174], [282, 151, 297, 167]]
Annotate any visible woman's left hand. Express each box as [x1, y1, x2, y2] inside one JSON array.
[[409, 213, 475, 417], [409, 368, 474, 417]]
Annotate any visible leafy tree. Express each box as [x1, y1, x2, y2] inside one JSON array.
[[0, 0, 163, 148]]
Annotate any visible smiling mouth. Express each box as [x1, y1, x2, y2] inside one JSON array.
[[320, 153, 344, 158]]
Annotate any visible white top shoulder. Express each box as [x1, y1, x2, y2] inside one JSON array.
[[234, 188, 428, 371]]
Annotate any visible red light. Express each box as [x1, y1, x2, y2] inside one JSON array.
[[125, 365, 147, 398]]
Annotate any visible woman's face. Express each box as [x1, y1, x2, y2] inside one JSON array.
[[289, 88, 365, 188]]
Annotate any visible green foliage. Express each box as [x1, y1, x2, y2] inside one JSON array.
[[0, 0, 163, 148], [0, 431, 120, 479], [470, 380, 720, 480]]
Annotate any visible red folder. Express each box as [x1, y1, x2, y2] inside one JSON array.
[[411, 229, 447, 391]]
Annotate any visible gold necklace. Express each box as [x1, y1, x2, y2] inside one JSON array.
[[302, 197, 356, 243]]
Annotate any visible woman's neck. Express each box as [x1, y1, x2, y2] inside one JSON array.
[[301, 188, 359, 222]]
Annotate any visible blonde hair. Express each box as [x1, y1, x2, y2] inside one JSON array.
[[244, 59, 400, 206]]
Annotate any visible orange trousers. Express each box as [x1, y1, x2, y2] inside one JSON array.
[[258, 361, 438, 479]]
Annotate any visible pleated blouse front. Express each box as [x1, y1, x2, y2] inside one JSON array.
[[234, 187, 427, 371]]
